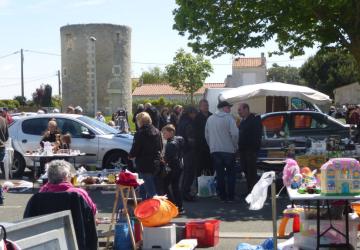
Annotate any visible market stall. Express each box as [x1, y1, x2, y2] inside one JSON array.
[[280, 158, 360, 249]]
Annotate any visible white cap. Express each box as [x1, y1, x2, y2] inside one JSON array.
[[75, 106, 83, 113], [53, 108, 60, 113]]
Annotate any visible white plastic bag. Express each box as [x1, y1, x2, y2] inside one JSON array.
[[197, 174, 216, 197], [245, 171, 275, 210]]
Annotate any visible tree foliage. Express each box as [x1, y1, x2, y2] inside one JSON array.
[[299, 50, 359, 97], [139, 67, 168, 84], [13, 96, 27, 106], [267, 64, 304, 85], [173, 0, 360, 73], [166, 49, 213, 104], [32, 84, 52, 107]]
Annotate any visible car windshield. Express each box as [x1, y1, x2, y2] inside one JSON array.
[[77, 116, 119, 134]]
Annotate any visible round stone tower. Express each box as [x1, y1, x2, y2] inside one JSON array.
[[60, 23, 132, 116]]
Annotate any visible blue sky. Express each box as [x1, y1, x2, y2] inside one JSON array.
[[0, 0, 318, 99]]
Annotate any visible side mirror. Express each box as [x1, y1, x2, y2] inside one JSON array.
[[81, 131, 95, 139]]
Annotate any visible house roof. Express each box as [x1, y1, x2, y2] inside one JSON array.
[[232, 57, 264, 68], [132, 83, 225, 96]]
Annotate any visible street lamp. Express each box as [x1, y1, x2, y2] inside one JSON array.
[[89, 36, 97, 116]]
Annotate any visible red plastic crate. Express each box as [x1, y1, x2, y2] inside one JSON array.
[[185, 219, 220, 247]]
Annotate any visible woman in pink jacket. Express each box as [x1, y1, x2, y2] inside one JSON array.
[[40, 160, 97, 216]]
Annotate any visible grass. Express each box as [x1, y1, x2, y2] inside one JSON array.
[[104, 115, 136, 132]]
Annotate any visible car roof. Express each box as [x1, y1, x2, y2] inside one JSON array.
[[261, 110, 323, 117], [13, 113, 83, 121]]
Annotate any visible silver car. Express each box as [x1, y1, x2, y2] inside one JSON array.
[[9, 113, 133, 177]]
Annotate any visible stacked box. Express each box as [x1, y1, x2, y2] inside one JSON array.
[[143, 224, 176, 250]]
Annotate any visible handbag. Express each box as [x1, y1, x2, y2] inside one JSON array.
[[0, 225, 21, 250], [154, 158, 171, 178]]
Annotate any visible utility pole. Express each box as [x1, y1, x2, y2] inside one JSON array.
[[57, 70, 61, 97], [20, 49, 24, 98]]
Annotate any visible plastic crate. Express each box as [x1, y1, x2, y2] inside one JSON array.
[[185, 220, 220, 247]]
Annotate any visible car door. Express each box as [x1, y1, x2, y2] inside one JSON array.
[[289, 113, 344, 139], [18, 118, 50, 154], [56, 118, 99, 166]]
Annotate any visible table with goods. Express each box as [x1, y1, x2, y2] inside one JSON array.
[[280, 157, 360, 250]]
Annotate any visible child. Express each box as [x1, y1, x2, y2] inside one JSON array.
[[161, 124, 185, 214], [60, 133, 72, 150]]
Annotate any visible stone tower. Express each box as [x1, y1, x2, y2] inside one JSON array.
[[60, 23, 132, 116]]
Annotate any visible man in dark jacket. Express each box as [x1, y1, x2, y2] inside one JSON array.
[[177, 106, 198, 201], [145, 103, 160, 129], [132, 104, 144, 131], [193, 99, 213, 175], [238, 103, 262, 193]]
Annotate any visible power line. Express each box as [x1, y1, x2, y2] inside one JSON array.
[[24, 49, 61, 56], [0, 51, 20, 60]]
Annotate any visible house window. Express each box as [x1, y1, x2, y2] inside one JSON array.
[[327, 180, 336, 191]]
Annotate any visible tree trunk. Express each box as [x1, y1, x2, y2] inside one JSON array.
[[349, 44, 360, 82], [190, 92, 194, 105]]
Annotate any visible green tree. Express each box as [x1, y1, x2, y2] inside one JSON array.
[[267, 64, 304, 85], [131, 78, 139, 92], [51, 95, 62, 108], [173, 1, 360, 73], [299, 50, 359, 97], [41, 84, 52, 107], [139, 67, 168, 84], [13, 96, 26, 106], [166, 49, 213, 104]]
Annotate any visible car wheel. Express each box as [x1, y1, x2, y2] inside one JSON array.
[[103, 151, 129, 170], [12, 152, 26, 178]]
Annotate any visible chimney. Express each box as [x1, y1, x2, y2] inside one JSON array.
[[261, 52, 266, 66]]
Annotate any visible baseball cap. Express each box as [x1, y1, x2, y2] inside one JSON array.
[[217, 101, 233, 109]]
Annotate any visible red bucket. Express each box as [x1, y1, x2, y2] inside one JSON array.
[[185, 220, 220, 247]]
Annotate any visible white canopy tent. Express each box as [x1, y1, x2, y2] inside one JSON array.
[[219, 82, 331, 105]]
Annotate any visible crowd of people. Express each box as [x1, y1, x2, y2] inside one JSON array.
[[129, 99, 263, 212]]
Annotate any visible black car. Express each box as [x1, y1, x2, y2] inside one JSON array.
[[258, 111, 351, 172]]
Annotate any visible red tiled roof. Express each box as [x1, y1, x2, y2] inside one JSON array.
[[132, 83, 225, 96], [233, 57, 264, 68]]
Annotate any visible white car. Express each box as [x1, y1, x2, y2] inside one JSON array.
[[9, 113, 134, 177]]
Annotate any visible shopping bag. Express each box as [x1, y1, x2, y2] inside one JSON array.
[[197, 174, 216, 197], [245, 171, 275, 210], [113, 212, 134, 250]]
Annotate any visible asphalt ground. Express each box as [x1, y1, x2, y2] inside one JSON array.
[[0, 174, 291, 250]]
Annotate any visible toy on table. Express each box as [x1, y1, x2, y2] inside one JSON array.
[[282, 158, 300, 187], [291, 174, 302, 189], [297, 167, 321, 194], [320, 158, 360, 195], [278, 207, 303, 237]]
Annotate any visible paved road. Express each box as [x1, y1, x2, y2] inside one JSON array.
[[0, 178, 290, 249]]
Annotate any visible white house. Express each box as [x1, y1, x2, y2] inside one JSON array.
[[225, 53, 267, 87]]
